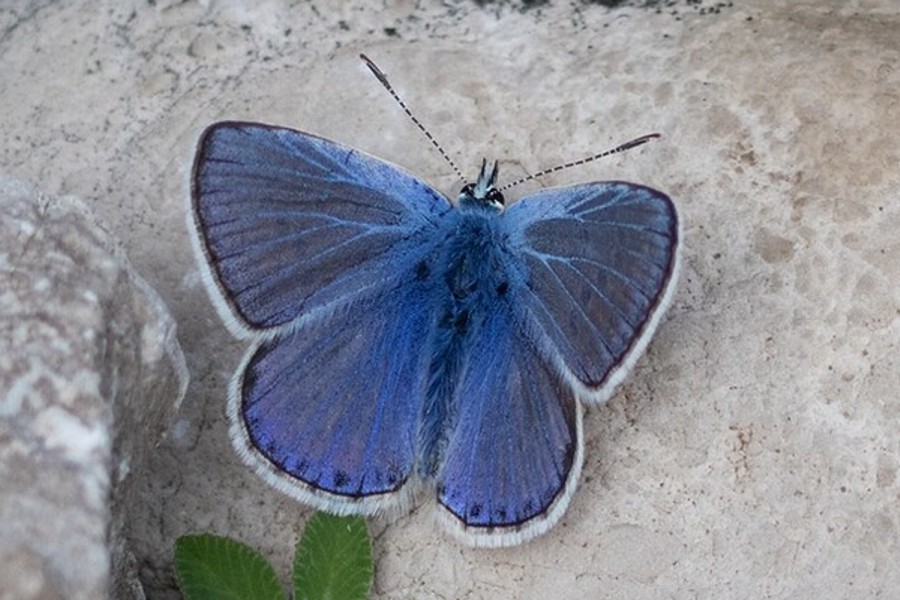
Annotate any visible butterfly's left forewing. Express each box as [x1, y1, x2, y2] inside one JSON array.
[[231, 274, 438, 515], [191, 121, 452, 338]]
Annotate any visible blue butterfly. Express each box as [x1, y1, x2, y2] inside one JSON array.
[[190, 80, 679, 548]]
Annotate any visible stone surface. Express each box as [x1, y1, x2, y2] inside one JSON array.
[[0, 176, 188, 600], [1, 1, 898, 599]]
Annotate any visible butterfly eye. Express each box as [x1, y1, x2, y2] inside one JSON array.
[[457, 182, 504, 211], [459, 183, 476, 198]]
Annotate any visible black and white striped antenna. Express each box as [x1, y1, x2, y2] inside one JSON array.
[[497, 133, 660, 192], [361, 54, 465, 183], [361, 54, 659, 193]]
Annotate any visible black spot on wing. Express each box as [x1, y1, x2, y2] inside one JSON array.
[[415, 260, 430, 280], [455, 310, 470, 334]]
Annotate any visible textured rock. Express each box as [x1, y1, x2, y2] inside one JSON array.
[[0, 177, 188, 600]]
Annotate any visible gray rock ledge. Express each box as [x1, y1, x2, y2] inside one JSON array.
[[0, 176, 188, 600]]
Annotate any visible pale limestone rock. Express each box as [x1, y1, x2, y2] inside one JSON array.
[[0, 177, 187, 600]]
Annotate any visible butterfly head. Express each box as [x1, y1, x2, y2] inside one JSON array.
[[458, 159, 504, 212]]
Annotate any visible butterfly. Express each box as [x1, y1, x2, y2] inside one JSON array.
[[189, 61, 680, 548]]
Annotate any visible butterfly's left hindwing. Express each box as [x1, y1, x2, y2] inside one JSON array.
[[230, 276, 439, 515]]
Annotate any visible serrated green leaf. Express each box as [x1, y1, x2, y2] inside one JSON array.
[[293, 513, 373, 600], [175, 533, 286, 600]]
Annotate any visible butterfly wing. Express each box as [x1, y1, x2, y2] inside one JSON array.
[[231, 275, 438, 514], [190, 121, 451, 337], [190, 122, 454, 512], [503, 181, 680, 403], [435, 303, 582, 547]]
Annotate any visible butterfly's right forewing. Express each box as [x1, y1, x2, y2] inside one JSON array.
[[504, 182, 679, 403]]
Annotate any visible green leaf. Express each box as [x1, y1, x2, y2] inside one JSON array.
[[175, 534, 286, 600], [293, 513, 373, 600]]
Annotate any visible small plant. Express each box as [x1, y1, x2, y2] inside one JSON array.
[[175, 512, 373, 600]]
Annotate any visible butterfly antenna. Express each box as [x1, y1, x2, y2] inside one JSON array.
[[497, 133, 661, 192], [360, 54, 466, 183]]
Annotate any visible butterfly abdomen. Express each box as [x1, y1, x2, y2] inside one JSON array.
[[418, 212, 511, 477]]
